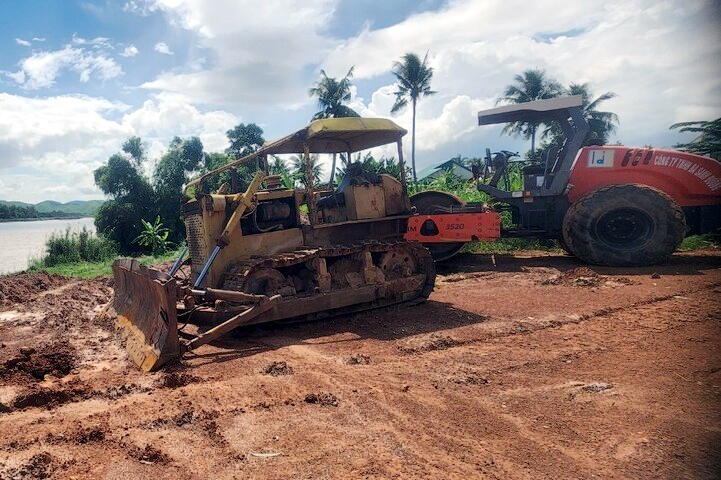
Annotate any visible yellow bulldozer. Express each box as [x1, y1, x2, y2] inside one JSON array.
[[112, 118, 438, 371]]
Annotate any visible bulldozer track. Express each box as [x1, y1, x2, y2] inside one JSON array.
[[220, 240, 435, 302]]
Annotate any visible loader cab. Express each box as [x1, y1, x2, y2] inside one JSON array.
[[475, 96, 590, 238]]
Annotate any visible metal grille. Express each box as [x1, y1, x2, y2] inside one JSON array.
[[185, 213, 207, 276]]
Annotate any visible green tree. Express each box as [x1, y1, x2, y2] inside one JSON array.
[[122, 136, 146, 165], [199, 124, 266, 195], [308, 67, 360, 120], [543, 83, 618, 146], [335, 152, 405, 183], [201, 152, 238, 194], [498, 69, 563, 157], [226, 123, 265, 159], [390, 52, 436, 184], [94, 148, 155, 254], [670, 118, 721, 160], [0, 203, 39, 220], [153, 137, 204, 242], [269, 155, 290, 176], [267, 156, 295, 189], [308, 66, 360, 184], [290, 154, 322, 188]]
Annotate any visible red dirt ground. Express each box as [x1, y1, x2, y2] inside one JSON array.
[[0, 250, 719, 479]]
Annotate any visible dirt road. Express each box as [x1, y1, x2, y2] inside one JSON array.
[[0, 251, 720, 479]]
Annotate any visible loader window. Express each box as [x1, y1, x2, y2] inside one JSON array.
[[542, 144, 560, 170]]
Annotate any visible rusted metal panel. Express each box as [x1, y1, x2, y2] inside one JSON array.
[[112, 259, 180, 371], [345, 184, 386, 220]]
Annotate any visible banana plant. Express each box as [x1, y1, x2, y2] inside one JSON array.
[[133, 216, 173, 255]]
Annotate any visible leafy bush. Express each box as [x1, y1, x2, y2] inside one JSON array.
[[679, 230, 721, 251], [133, 216, 173, 255], [35, 227, 117, 267]]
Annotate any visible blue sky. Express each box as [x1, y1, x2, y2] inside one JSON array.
[[0, 0, 719, 203]]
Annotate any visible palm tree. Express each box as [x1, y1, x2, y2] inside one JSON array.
[[569, 83, 618, 145], [390, 52, 437, 184], [498, 69, 563, 157], [290, 154, 322, 188], [268, 155, 290, 177], [308, 67, 360, 184], [670, 118, 721, 160]]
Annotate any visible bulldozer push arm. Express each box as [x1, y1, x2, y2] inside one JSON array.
[[193, 171, 265, 289]]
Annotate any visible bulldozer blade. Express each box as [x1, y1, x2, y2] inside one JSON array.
[[112, 258, 181, 371]]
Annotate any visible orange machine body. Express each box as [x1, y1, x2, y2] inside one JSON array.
[[405, 212, 501, 243], [569, 147, 721, 207]]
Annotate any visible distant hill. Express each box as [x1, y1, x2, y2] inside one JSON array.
[[0, 199, 104, 218], [34, 200, 104, 216], [0, 200, 33, 208]]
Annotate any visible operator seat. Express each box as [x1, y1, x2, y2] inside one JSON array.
[[522, 144, 560, 176], [317, 163, 382, 209]]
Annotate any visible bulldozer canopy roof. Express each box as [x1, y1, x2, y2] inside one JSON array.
[[478, 95, 583, 125], [186, 117, 407, 193], [261, 117, 407, 155]]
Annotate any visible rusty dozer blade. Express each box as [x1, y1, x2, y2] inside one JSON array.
[[112, 258, 180, 371]]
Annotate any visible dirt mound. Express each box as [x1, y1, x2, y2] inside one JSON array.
[[304, 392, 339, 407], [1, 343, 76, 383], [6, 380, 92, 412], [345, 353, 371, 365], [539, 267, 640, 288], [160, 371, 200, 388], [540, 267, 602, 286], [45, 425, 107, 445], [0, 273, 70, 308], [262, 360, 294, 376], [451, 371, 490, 386], [125, 444, 170, 465], [33, 280, 113, 329], [397, 334, 461, 354], [0, 452, 57, 480]]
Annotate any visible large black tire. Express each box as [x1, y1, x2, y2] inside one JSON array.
[[410, 190, 466, 262], [562, 184, 686, 267]]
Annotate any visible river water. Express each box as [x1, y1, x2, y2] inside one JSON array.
[[0, 217, 96, 274]]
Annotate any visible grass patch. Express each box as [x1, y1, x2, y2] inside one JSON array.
[[29, 247, 185, 279], [26, 224, 186, 279], [462, 238, 563, 254], [679, 230, 721, 251], [33, 261, 115, 278]]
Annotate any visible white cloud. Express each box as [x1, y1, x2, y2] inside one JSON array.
[[120, 45, 139, 57], [154, 42, 173, 55], [123, 1, 158, 15], [0, 93, 130, 202], [122, 92, 240, 152], [139, 0, 338, 106], [1, 0, 719, 203], [0, 92, 241, 203], [7, 46, 122, 89], [0, 93, 130, 169], [320, 0, 721, 165], [15, 38, 31, 47], [72, 35, 113, 49], [32, 37, 46, 42]]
